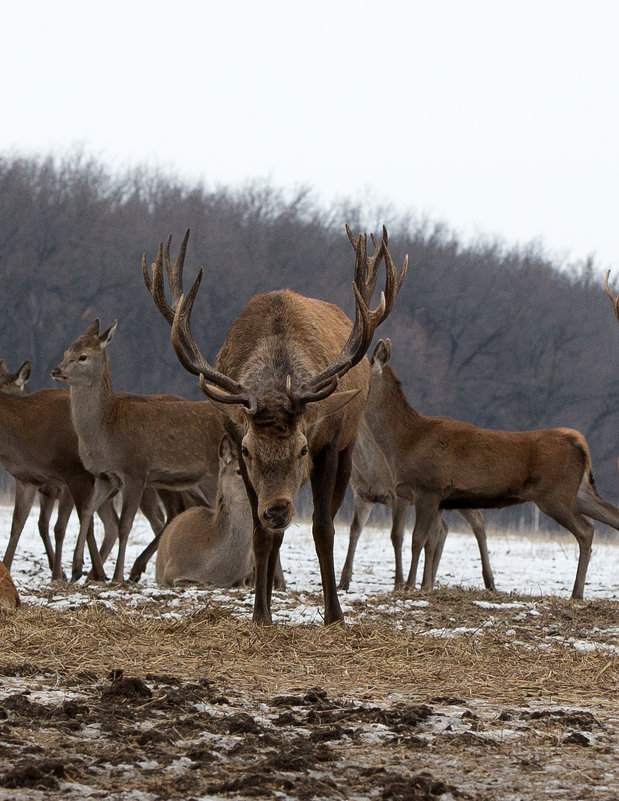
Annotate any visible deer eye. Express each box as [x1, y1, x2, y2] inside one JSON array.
[[78, 355, 88, 362], [299, 445, 309, 457], [241, 446, 250, 459]]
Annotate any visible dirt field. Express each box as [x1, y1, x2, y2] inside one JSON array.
[[0, 582, 617, 801]]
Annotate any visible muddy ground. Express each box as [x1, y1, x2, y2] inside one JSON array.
[[0, 583, 617, 801]]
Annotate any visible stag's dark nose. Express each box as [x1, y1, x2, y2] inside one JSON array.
[[264, 501, 292, 530]]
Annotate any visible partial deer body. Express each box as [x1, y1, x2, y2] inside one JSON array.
[[366, 339, 619, 599], [339, 416, 495, 592], [143, 227, 407, 624], [0, 560, 20, 609], [156, 435, 253, 587]]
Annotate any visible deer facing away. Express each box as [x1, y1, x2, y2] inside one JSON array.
[[364, 338, 619, 599], [144, 226, 407, 624], [156, 434, 253, 587], [339, 414, 495, 592]]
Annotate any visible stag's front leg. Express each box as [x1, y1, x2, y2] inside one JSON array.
[[310, 439, 349, 626], [252, 527, 283, 624]]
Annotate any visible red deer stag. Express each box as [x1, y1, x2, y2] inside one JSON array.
[[143, 226, 407, 624], [156, 434, 253, 587], [339, 414, 495, 592], [51, 320, 227, 583], [366, 338, 619, 599]]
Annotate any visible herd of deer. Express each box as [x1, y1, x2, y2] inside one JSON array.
[[0, 227, 618, 623]]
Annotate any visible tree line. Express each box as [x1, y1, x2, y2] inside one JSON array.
[[1, 152, 618, 522]]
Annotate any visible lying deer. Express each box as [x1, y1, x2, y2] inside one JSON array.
[[339, 415, 495, 591], [156, 434, 253, 587], [365, 338, 619, 599], [52, 320, 226, 583], [144, 226, 406, 624], [0, 560, 20, 610]]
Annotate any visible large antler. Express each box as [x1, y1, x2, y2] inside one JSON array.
[[143, 231, 250, 405], [604, 270, 619, 322], [286, 225, 408, 407]]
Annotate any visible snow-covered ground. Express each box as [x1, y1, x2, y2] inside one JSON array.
[[3, 504, 618, 621]]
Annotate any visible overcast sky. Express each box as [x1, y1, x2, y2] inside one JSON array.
[[3, 0, 619, 269]]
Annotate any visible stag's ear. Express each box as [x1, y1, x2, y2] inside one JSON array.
[[218, 434, 235, 465], [15, 361, 31, 387], [99, 320, 118, 349], [370, 338, 391, 370], [308, 388, 360, 419]]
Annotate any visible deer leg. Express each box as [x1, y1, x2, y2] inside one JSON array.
[[126, 488, 167, 583], [36, 491, 57, 573], [537, 501, 594, 599], [339, 492, 373, 591], [420, 514, 444, 590], [310, 439, 350, 626], [72, 477, 115, 582], [3, 481, 37, 569], [95, 498, 120, 563], [576, 477, 619, 530], [273, 553, 286, 591], [406, 495, 441, 589], [428, 514, 448, 587], [458, 509, 495, 590], [391, 497, 410, 590], [111, 483, 144, 583], [51, 488, 74, 581]]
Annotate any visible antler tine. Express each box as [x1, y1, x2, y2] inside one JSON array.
[[164, 229, 190, 304], [171, 272, 249, 401], [604, 270, 619, 322], [142, 242, 175, 325], [297, 226, 406, 401]]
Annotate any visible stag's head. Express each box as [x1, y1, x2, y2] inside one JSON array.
[[142, 226, 407, 532], [51, 319, 118, 387], [0, 359, 31, 395]]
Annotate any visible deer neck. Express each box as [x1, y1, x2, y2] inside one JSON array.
[[68, 368, 116, 468], [366, 366, 424, 462], [215, 490, 252, 546]]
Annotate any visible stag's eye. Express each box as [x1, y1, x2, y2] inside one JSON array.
[[241, 445, 251, 459], [299, 445, 309, 457]]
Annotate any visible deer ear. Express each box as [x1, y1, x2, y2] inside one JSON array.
[[370, 338, 391, 370], [218, 434, 235, 465], [16, 361, 31, 387], [84, 319, 100, 337], [99, 320, 118, 349], [0, 360, 7, 375], [309, 388, 360, 418]]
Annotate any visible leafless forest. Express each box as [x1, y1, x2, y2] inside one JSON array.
[[1, 152, 618, 511]]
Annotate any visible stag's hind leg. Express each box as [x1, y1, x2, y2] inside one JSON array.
[[536, 500, 594, 600]]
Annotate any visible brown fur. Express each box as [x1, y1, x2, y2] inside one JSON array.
[[0, 561, 20, 609], [366, 339, 619, 599], [52, 320, 225, 583], [144, 227, 406, 624]]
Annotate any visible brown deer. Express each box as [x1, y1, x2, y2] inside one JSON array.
[[0, 560, 20, 609], [0, 359, 176, 581], [0, 379, 118, 581], [156, 434, 253, 587], [51, 320, 226, 583], [339, 414, 495, 592], [143, 226, 407, 624], [365, 338, 619, 599]]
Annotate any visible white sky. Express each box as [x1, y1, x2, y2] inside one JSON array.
[[3, 0, 619, 269]]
